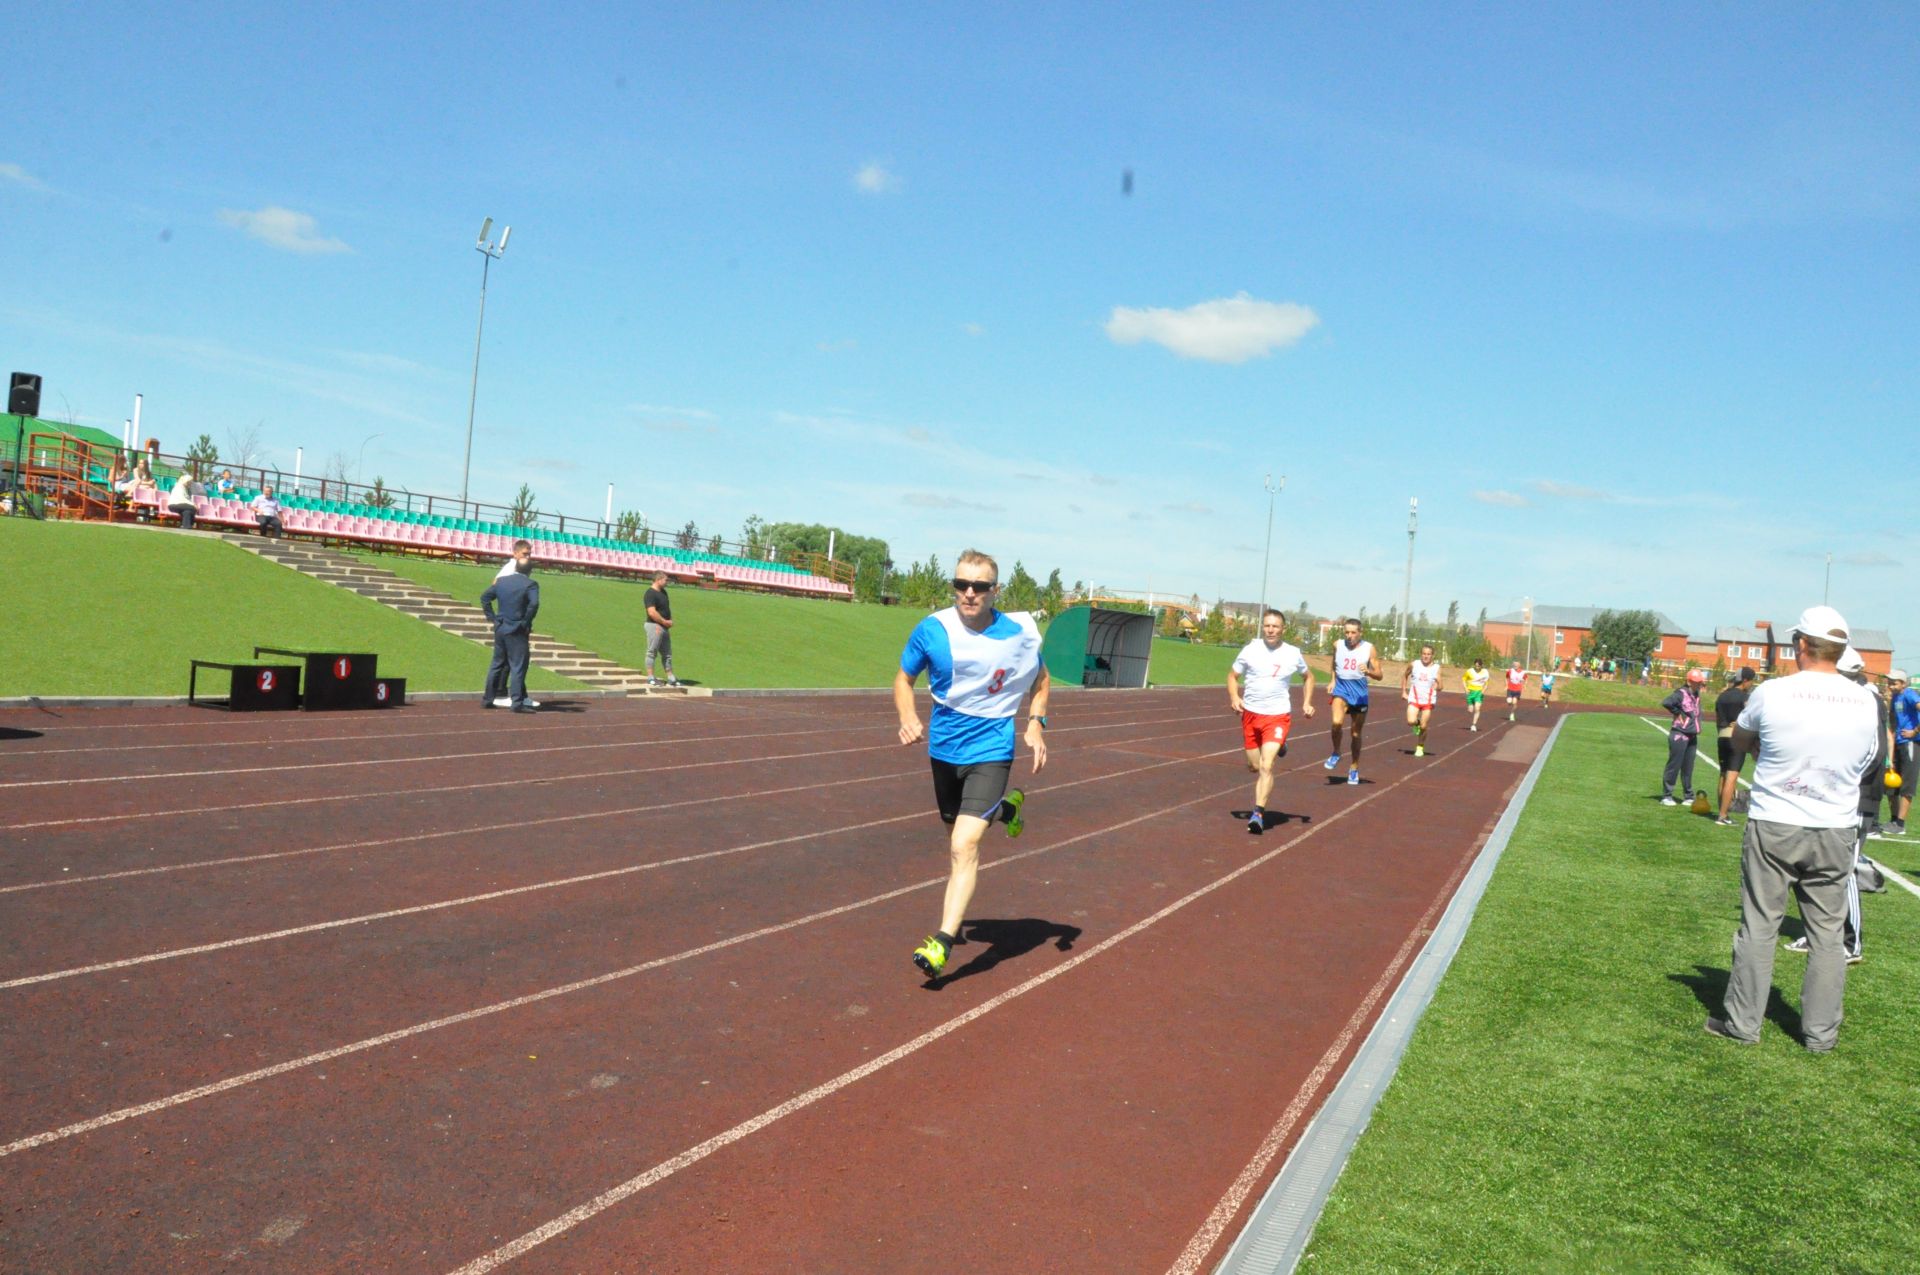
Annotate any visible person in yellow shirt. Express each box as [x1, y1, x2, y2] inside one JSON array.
[[1461, 658, 1491, 732]]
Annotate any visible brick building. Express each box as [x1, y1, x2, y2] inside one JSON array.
[[1482, 605, 1692, 666], [1715, 624, 1895, 678]]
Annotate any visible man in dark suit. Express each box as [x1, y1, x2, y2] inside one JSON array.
[[481, 540, 540, 713]]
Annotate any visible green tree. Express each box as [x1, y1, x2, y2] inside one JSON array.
[[1041, 569, 1066, 617], [706, 533, 723, 554], [614, 510, 645, 543], [675, 519, 700, 550], [366, 476, 397, 508], [763, 522, 889, 571], [508, 483, 538, 528], [1000, 561, 1041, 611], [740, 514, 768, 557], [900, 554, 945, 609], [1588, 609, 1662, 664], [184, 432, 219, 478], [1445, 600, 1460, 630]]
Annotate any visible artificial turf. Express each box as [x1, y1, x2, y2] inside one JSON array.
[[0, 519, 583, 696], [1298, 713, 1920, 1272]]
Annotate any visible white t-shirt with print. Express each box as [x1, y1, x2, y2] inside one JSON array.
[[1736, 671, 1879, 828], [1232, 639, 1309, 715]]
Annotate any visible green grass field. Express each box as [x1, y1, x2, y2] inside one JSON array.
[[1301, 714, 1920, 1272], [0, 520, 582, 696], [1546, 674, 1675, 709], [351, 550, 1257, 689]]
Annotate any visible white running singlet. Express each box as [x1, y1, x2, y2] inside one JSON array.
[[1407, 659, 1441, 706], [1232, 639, 1309, 715], [1332, 639, 1374, 683]]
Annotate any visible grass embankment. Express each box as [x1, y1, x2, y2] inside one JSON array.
[[1547, 674, 1673, 709], [353, 550, 1255, 688], [1301, 714, 1920, 1272], [0, 520, 583, 696]]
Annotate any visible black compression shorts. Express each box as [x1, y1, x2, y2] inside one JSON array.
[[930, 758, 1013, 824]]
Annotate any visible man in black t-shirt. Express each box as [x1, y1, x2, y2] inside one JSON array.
[[643, 571, 678, 687], [1713, 668, 1757, 824]]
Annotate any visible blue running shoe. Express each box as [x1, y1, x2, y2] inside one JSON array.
[[1347, 767, 1360, 785], [1324, 753, 1342, 770]]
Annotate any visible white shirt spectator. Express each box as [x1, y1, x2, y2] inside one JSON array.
[[1736, 671, 1879, 827]]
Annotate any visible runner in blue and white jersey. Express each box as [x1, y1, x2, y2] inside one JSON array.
[[1325, 617, 1382, 785], [894, 549, 1051, 980]]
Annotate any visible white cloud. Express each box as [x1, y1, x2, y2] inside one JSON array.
[[630, 403, 716, 420], [854, 161, 901, 195], [1163, 500, 1213, 515], [902, 491, 1004, 513], [0, 163, 49, 192], [1104, 292, 1319, 364], [1474, 489, 1530, 507], [1531, 478, 1612, 501], [816, 338, 858, 354], [961, 322, 985, 337], [217, 205, 351, 255]]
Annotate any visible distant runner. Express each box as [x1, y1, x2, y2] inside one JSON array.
[[894, 550, 1050, 980], [1228, 609, 1317, 834], [1324, 618, 1382, 785], [1462, 658, 1490, 732], [1504, 661, 1527, 722], [1402, 643, 1442, 757], [1540, 668, 1556, 706]]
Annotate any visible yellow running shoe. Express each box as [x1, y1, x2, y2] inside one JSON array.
[[1414, 744, 1425, 757], [912, 934, 950, 978], [1001, 788, 1026, 838]]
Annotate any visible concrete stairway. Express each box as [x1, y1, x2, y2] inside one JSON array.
[[217, 534, 691, 696]]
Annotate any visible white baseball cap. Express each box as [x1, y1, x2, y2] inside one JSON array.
[[1890, 669, 1910, 683], [1837, 647, 1864, 674], [1789, 605, 1850, 643]]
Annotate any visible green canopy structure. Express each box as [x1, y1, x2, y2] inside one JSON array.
[[1041, 604, 1154, 688]]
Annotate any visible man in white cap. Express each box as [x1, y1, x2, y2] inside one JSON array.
[[1705, 606, 1878, 1050], [1888, 669, 1917, 836]]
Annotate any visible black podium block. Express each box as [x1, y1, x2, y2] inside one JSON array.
[[371, 677, 406, 708], [300, 652, 378, 711], [190, 661, 302, 711]]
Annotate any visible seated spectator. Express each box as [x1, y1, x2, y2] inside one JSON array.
[[251, 486, 283, 537], [215, 468, 236, 496], [124, 459, 158, 519], [107, 453, 131, 492], [166, 471, 206, 530]]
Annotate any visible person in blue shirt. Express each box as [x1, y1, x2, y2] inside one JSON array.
[[893, 549, 1051, 979], [1889, 669, 1918, 835]]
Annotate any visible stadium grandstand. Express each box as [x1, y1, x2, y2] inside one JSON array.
[[9, 425, 852, 599]]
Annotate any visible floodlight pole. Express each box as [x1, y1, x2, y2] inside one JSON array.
[[1824, 552, 1832, 604], [1258, 473, 1283, 617], [1396, 497, 1417, 659], [460, 218, 511, 513]]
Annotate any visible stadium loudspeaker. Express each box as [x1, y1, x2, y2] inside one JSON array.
[[8, 373, 41, 417]]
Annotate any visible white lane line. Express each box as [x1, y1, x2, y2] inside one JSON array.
[[1, 708, 1220, 840], [0, 737, 1281, 1159], [1167, 726, 1508, 1274], [1637, 716, 1750, 789], [0, 706, 1211, 792], [1876, 862, 1920, 901], [0, 719, 1228, 891], [5, 717, 719, 758], [0, 734, 1260, 990], [443, 724, 1456, 1274]]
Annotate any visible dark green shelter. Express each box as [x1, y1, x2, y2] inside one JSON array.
[[1041, 604, 1154, 688]]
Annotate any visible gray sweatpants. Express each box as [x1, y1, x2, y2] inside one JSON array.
[[1723, 818, 1855, 1050], [645, 622, 673, 673]]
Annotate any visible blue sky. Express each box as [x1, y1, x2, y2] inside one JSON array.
[[6, 3, 1916, 656]]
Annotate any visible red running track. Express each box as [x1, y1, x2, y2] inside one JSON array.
[[0, 689, 1556, 1272]]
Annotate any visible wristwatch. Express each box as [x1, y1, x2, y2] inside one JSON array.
[[1033, 716, 1048, 728]]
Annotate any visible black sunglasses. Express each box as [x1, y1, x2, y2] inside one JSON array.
[[951, 577, 997, 594]]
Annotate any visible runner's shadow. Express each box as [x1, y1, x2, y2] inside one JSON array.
[[1667, 964, 1803, 1039], [923, 918, 1082, 991], [1231, 809, 1309, 829], [0, 727, 44, 740]]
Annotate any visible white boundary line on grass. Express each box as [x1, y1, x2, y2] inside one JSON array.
[[1195, 716, 1568, 1275], [1637, 718, 1920, 901]]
